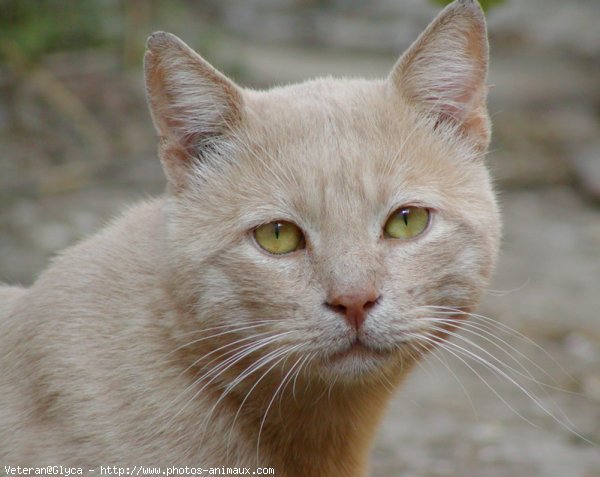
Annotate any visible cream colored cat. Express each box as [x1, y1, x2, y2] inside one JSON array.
[[0, 1, 500, 475]]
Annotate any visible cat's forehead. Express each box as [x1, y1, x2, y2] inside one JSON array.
[[245, 78, 395, 138], [228, 79, 482, 222], [241, 79, 416, 185]]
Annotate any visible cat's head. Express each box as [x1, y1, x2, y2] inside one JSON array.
[[144, 0, 501, 383]]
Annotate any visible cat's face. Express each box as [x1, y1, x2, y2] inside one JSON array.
[[145, 1, 500, 382]]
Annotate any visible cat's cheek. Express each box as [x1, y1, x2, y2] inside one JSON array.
[[212, 244, 325, 329]]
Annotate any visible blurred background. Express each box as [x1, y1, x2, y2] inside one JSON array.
[[1, 0, 599, 475]]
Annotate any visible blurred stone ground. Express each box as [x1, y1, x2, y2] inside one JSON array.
[[1, 0, 599, 475]]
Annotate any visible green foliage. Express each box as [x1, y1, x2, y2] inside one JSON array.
[[430, 0, 506, 13], [0, 0, 112, 62]]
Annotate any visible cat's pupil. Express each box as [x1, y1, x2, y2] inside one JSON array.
[[402, 209, 409, 226], [274, 223, 281, 239]]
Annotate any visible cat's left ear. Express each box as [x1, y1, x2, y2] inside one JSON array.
[[390, 0, 490, 151], [144, 32, 243, 189]]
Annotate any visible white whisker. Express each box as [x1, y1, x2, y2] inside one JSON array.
[[409, 329, 593, 444], [157, 331, 294, 435], [256, 348, 306, 463], [412, 338, 478, 414], [408, 331, 540, 428], [420, 305, 576, 381]]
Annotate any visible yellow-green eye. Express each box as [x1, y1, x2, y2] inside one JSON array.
[[384, 206, 430, 239], [254, 221, 305, 255]]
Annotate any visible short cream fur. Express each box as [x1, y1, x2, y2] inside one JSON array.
[[0, 1, 500, 475]]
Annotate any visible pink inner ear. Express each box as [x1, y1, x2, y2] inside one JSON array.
[[423, 71, 480, 124], [153, 79, 237, 163], [422, 75, 489, 148], [165, 111, 213, 159], [427, 95, 466, 124]]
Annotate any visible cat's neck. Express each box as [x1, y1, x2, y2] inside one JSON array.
[[252, 377, 400, 477]]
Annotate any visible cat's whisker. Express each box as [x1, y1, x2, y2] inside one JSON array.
[[422, 319, 562, 389], [166, 321, 275, 358], [204, 343, 300, 461], [411, 338, 478, 414], [176, 329, 283, 381], [376, 372, 395, 395], [153, 337, 285, 429], [407, 331, 540, 428], [313, 375, 335, 405], [152, 340, 269, 437], [409, 330, 593, 444], [157, 332, 295, 433], [220, 340, 298, 397], [400, 340, 437, 388], [154, 321, 278, 371], [174, 320, 276, 338], [327, 373, 339, 403], [279, 353, 312, 409], [485, 278, 531, 296], [221, 345, 302, 462], [424, 321, 584, 432], [420, 306, 575, 381], [225, 350, 312, 462], [292, 353, 313, 405], [427, 326, 550, 397], [277, 353, 308, 412], [431, 326, 564, 387], [256, 348, 307, 463], [187, 342, 300, 457], [432, 317, 584, 397], [394, 341, 424, 390], [192, 334, 294, 396], [196, 342, 294, 460]]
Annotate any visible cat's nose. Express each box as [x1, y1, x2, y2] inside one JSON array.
[[325, 288, 380, 330]]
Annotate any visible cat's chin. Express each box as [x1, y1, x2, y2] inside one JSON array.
[[317, 341, 398, 382]]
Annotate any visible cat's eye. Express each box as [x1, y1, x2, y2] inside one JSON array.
[[253, 221, 305, 255], [384, 206, 430, 240]]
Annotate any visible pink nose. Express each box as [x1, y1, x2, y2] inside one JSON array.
[[326, 289, 380, 330]]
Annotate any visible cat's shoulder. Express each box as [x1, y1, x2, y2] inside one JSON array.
[[18, 196, 170, 311], [0, 285, 27, 320]]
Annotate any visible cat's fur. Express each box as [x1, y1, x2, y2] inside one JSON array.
[[0, 1, 500, 475]]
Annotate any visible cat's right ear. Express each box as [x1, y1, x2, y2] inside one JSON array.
[[144, 32, 243, 189]]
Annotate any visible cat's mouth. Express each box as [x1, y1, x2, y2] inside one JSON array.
[[327, 337, 391, 363]]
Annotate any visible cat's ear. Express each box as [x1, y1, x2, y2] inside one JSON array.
[[390, 0, 490, 150], [144, 32, 243, 188]]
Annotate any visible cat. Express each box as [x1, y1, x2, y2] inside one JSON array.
[[0, 1, 500, 475]]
